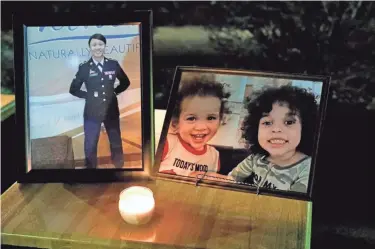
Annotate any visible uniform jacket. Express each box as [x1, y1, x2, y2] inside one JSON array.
[[69, 57, 130, 122]]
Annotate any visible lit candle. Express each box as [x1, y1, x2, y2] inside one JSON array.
[[119, 186, 155, 225]]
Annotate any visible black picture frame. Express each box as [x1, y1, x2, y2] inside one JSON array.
[[13, 10, 154, 183], [153, 66, 330, 201]]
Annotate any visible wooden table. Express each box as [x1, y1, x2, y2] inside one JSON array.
[[1, 179, 312, 249], [1, 94, 15, 121]]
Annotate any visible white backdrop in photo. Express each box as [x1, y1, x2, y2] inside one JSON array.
[[26, 25, 140, 139]]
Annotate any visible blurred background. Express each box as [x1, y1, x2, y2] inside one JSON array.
[[2, 1, 375, 249]]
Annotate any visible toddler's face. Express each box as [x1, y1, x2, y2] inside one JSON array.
[[178, 96, 221, 151], [258, 102, 302, 159]]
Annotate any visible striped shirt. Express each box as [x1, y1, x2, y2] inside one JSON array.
[[229, 154, 311, 193]]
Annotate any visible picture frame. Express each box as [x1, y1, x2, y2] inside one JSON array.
[[13, 10, 154, 183], [153, 66, 330, 200]]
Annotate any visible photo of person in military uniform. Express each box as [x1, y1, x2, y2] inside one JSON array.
[[69, 33, 130, 169]]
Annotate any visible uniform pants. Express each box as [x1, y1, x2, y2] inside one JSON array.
[[84, 117, 124, 168]]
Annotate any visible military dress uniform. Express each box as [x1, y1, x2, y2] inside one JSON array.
[[69, 57, 130, 168]]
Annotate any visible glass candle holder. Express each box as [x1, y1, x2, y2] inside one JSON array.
[[118, 186, 155, 225]]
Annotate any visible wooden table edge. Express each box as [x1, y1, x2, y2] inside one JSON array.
[[305, 202, 313, 249], [1, 95, 15, 121], [1, 232, 198, 249]]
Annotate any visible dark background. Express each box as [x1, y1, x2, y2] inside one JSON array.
[[1, 1, 375, 249]]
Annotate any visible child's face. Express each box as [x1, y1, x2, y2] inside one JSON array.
[[178, 96, 221, 151], [258, 102, 302, 159]]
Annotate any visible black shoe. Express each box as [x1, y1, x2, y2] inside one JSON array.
[[113, 161, 124, 168], [85, 158, 97, 169], [85, 165, 97, 169]]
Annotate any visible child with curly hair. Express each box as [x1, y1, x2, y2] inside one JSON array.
[[229, 85, 319, 193], [158, 78, 230, 177]]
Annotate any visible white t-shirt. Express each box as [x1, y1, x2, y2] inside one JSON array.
[[159, 133, 220, 176]]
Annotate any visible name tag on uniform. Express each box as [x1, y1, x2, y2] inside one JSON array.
[[104, 71, 115, 75], [94, 91, 98, 97], [109, 75, 113, 80], [89, 69, 98, 77]]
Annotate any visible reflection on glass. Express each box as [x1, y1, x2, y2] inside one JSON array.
[[158, 69, 325, 194], [26, 24, 143, 170]]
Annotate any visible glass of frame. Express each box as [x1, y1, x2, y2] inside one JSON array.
[[154, 66, 330, 200], [13, 10, 153, 182]]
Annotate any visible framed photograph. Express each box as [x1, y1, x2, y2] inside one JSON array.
[[153, 66, 330, 200], [13, 10, 153, 182]]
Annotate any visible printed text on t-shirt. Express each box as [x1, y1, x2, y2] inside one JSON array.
[[173, 158, 209, 172]]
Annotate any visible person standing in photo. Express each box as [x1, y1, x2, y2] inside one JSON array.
[[69, 33, 130, 168]]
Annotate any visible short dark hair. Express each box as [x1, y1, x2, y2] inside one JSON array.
[[88, 33, 107, 46], [171, 78, 231, 126], [242, 85, 319, 156]]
